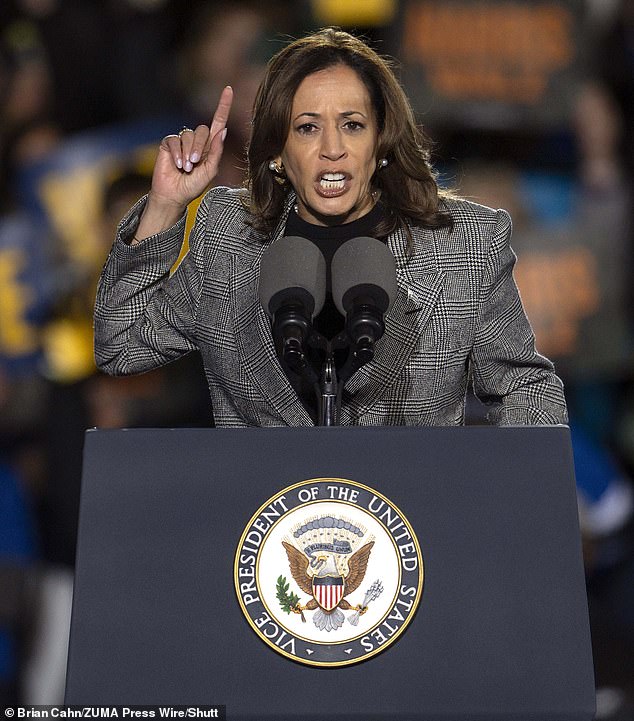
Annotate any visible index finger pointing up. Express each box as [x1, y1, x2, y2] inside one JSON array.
[[210, 86, 234, 139]]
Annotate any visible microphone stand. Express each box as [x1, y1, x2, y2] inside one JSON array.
[[275, 315, 382, 427], [276, 325, 340, 426], [317, 355, 338, 426], [314, 329, 379, 427]]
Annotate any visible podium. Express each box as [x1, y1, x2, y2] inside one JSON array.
[[65, 425, 595, 720]]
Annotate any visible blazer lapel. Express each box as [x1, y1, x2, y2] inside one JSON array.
[[231, 200, 445, 427], [339, 223, 445, 424], [232, 197, 314, 427]]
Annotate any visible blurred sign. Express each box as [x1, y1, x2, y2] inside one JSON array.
[[311, 0, 398, 26], [1, 118, 178, 376], [0, 215, 54, 373], [16, 119, 170, 272], [515, 246, 600, 358], [400, 0, 584, 129]]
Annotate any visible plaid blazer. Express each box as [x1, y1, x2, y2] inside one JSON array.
[[94, 187, 567, 427]]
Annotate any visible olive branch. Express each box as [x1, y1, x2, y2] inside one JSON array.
[[276, 575, 305, 621]]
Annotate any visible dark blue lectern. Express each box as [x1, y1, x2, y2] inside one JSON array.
[[65, 425, 595, 720]]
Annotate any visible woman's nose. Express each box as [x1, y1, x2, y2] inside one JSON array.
[[320, 127, 346, 160]]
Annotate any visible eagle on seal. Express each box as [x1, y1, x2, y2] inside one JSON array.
[[282, 540, 375, 631]]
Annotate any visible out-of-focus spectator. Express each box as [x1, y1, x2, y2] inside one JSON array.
[[0, 7, 61, 374], [595, 0, 634, 183], [2, 0, 184, 133], [591, 2, 634, 486], [0, 12, 53, 132], [0, 395, 38, 704], [174, 2, 294, 188], [455, 69, 634, 706], [0, 25, 61, 704]]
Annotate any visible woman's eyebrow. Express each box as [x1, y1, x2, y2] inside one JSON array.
[[292, 110, 368, 121]]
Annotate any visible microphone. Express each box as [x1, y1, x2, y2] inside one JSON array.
[[331, 236, 398, 364], [258, 236, 326, 368]]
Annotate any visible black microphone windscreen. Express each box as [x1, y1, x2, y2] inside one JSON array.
[[258, 236, 327, 318], [331, 237, 398, 316]]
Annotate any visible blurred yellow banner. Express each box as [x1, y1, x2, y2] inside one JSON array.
[[311, 0, 397, 26]]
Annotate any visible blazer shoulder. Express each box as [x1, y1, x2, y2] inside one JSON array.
[[436, 197, 513, 258], [441, 196, 511, 232], [199, 185, 250, 219], [405, 198, 512, 273], [191, 186, 263, 256]]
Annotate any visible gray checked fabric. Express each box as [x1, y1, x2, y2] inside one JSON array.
[[94, 187, 568, 428]]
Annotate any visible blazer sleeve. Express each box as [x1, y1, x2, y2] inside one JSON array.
[[469, 209, 568, 425], [93, 195, 201, 375]]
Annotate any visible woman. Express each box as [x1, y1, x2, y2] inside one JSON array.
[[94, 28, 567, 427]]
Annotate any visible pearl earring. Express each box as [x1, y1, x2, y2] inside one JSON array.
[[269, 159, 286, 185], [378, 158, 388, 169], [269, 160, 285, 173]]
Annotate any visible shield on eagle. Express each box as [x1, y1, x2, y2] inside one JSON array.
[[312, 575, 345, 611]]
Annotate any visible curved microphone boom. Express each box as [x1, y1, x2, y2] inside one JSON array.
[[258, 236, 326, 368], [331, 236, 398, 364]]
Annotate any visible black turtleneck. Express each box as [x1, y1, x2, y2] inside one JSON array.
[[284, 202, 386, 340], [282, 203, 387, 421]]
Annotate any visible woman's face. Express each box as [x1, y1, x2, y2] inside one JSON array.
[[276, 64, 379, 226]]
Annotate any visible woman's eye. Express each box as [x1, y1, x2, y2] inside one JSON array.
[[344, 121, 364, 131], [296, 123, 317, 135]]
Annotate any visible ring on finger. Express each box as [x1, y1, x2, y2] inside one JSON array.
[[178, 127, 193, 138]]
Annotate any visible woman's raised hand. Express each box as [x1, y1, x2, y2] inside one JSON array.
[[134, 86, 234, 241]]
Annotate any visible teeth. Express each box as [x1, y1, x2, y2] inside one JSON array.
[[320, 173, 346, 190]]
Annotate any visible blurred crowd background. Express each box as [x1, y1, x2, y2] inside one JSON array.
[[0, 0, 633, 715]]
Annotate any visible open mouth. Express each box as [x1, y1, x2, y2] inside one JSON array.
[[319, 172, 346, 191]]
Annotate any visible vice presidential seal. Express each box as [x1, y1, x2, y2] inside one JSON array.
[[234, 477, 423, 667]]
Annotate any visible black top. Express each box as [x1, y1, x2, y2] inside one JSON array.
[[282, 203, 387, 421], [284, 202, 386, 339]]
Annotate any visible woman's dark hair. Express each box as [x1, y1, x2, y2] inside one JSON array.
[[245, 27, 451, 238]]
